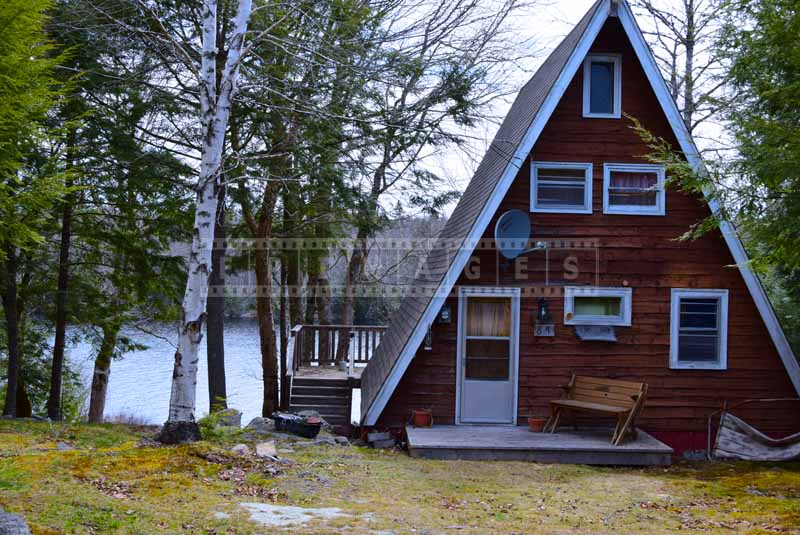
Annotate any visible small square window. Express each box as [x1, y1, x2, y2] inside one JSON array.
[[670, 289, 728, 370], [603, 163, 665, 215], [564, 287, 632, 326], [583, 55, 621, 118], [530, 162, 593, 214]]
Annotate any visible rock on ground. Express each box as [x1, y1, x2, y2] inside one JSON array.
[[0, 510, 32, 535], [215, 409, 242, 428], [255, 441, 278, 458], [240, 502, 346, 527], [244, 417, 274, 435], [372, 438, 396, 449], [230, 444, 249, 456], [367, 431, 390, 442]]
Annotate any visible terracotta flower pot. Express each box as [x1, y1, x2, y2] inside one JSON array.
[[412, 409, 433, 428], [528, 417, 546, 432]]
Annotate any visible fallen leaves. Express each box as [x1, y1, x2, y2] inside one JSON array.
[[83, 477, 135, 500]]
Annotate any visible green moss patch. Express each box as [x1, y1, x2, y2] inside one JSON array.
[[1, 421, 799, 534]]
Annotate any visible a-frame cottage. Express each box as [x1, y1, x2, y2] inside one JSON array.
[[358, 0, 800, 461]]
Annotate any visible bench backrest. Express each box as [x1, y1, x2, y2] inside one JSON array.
[[566, 375, 646, 409]]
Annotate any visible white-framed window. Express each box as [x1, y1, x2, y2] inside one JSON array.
[[564, 286, 632, 326], [670, 289, 728, 370], [583, 54, 622, 118], [530, 162, 593, 214], [603, 163, 666, 216]]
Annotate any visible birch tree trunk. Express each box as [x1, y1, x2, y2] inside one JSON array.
[[158, 0, 252, 444]]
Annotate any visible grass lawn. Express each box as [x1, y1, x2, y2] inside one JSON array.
[[0, 419, 798, 535]]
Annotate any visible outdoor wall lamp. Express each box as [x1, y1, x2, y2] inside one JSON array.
[[534, 298, 555, 337], [437, 304, 452, 324], [536, 298, 553, 323]]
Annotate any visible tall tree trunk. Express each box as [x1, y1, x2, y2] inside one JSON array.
[[47, 129, 76, 420], [279, 261, 289, 409], [1, 244, 20, 417], [254, 226, 279, 416], [15, 379, 32, 418], [682, 0, 696, 131], [206, 185, 228, 412], [159, 0, 253, 444], [87, 323, 119, 423]]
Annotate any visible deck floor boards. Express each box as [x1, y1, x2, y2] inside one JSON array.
[[406, 425, 673, 465]]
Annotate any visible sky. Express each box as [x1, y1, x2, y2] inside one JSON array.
[[426, 0, 601, 213]]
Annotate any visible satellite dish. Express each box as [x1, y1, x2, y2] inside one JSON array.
[[494, 209, 531, 259]]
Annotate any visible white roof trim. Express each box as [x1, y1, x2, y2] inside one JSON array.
[[617, 0, 800, 394], [363, 0, 799, 425]]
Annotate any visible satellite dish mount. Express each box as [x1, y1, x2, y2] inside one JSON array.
[[494, 209, 548, 260]]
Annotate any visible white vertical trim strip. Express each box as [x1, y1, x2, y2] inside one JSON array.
[[362, 1, 614, 426]]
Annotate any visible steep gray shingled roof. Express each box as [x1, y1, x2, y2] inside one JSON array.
[[360, 0, 606, 422]]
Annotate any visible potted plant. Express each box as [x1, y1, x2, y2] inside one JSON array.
[[411, 408, 433, 428], [527, 415, 547, 433]]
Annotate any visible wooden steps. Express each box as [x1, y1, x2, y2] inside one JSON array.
[[289, 377, 352, 426]]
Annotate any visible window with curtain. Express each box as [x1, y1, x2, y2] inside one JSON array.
[[604, 163, 665, 215], [531, 162, 593, 213], [465, 297, 511, 380]]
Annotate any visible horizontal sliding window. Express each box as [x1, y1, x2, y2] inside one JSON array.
[[670, 289, 728, 370], [530, 162, 593, 214], [564, 287, 632, 326], [603, 163, 666, 215]]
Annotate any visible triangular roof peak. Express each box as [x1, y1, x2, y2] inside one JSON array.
[[360, 0, 800, 425]]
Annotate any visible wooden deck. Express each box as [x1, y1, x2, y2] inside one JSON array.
[[406, 425, 673, 466], [294, 365, 363, 383]]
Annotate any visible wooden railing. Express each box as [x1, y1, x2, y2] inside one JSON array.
[[287, 324, 387, 377]]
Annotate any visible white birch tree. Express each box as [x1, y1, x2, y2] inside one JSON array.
[[157, 0, 253, 442]]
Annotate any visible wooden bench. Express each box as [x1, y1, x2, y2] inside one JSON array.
[[544, 375, 648, 445]]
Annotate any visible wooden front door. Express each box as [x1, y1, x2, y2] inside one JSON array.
[[457, 287, 520, 424]]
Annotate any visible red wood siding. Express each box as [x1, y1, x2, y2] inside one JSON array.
[[375, 19, 800, 442]]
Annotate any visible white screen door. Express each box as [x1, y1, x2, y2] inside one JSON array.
[[457, 288, 519, 424]]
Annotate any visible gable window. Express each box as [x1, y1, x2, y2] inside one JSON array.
[[530, 162, 593, 214], [670, 289, 728, 370], [564, 287, 632, 326], [583, 54, 621, 118], [603, 163, 665, 215]]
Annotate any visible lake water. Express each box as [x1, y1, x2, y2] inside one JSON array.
[[68, 319, 275, 426]]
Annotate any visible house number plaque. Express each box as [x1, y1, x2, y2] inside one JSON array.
[[534, 323, 555, 337]]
